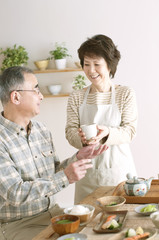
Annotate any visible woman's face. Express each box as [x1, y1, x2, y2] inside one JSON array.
[[83, 56, 110, 85]]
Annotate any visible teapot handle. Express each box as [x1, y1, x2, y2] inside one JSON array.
[[112, 181, 125, 196]]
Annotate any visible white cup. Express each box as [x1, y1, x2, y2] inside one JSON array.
[[80, 124, 97, 140]]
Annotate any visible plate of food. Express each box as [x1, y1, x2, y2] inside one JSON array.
[[93, 210, 128, 233], [114, 227, 157, 240], [57, 233, 87, 240], [135, 203, 158, 216]]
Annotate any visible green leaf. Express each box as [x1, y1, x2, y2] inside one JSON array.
[[0, 44, 29, 71], [72, 74, 86, 90], [49, 42, 71, 60]]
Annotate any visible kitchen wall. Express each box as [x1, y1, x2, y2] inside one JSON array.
[[0, 0, 159, 207]]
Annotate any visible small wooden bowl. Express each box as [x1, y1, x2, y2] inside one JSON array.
[[51, 214, 80, 236], [96, 196, 126, 212], [34, 60, 49, 70]]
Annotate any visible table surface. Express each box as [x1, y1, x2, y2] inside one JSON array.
[[33, 186, 159, 240]]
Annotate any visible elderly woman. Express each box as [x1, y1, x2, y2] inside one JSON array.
[[65, 34, 137, 203]]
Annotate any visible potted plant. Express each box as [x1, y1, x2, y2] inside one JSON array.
[[0, 44, 29, 72], [72, 74, 86, 90], [49, 42, 71, 70]]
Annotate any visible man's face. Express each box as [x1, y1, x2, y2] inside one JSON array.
[[17, 73, 43, 118]]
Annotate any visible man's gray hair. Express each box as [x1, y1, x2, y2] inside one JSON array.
[[0, 66, 33, 105]]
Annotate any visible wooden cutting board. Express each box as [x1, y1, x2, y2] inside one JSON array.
[[112, 179, 159, 203]]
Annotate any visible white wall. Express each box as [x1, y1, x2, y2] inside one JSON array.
[[0, 0, 159, 207]]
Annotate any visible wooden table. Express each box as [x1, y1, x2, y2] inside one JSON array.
[[33, 186, 159, 240]]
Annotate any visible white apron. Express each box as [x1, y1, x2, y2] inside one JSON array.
[[75, 84, 137, 203]]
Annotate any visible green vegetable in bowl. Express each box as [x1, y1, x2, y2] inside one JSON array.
[[106, 201, 117, 206], [140, 204, 157, 213], [64, 238, 75, 240], [57, 219, 73, 224]]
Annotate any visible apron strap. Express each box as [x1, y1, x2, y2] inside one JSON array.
[[111, 83, 116, 105], [83, 85, 91, 104], [79, 85, 91, 124]]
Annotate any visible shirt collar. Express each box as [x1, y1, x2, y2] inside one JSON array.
[[0, 112, 33, 135]]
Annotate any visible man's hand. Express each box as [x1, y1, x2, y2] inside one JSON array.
[[76, 143, 108, 160], [64, 159, 93, 184]]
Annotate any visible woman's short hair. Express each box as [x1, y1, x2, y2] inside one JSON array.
[[0, 66, 33, 105], [78, 34, 121, 78]]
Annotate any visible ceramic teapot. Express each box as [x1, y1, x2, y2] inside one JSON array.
[[124, 173, 154, 196]]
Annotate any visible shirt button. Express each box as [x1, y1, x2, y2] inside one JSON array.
[[62, 185, 65, 188], [35, 156, 37, 158], [3, 231, 5, 234]]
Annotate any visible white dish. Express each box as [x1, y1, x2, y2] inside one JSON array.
[[150, 211, 159, 228], [109, 227, 157, 240], [57, 233, 87, 240], [64, 204, 95, 226], [135, 203, 158, 216], [93, 210, 128, 233]]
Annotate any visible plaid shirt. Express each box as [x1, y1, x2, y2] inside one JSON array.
[[0, 113, 77, 221]]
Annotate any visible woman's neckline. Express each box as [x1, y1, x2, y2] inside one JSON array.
[[88, 84, 118, 93]]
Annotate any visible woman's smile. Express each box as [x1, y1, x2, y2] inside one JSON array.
[[83, 56, 110, 86], [90, 74, 100, 79]]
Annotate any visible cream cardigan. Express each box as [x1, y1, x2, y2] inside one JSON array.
[[65, 85, 138, 149]]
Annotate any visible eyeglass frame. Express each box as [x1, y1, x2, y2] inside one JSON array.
[[12, 88, 41, 95]]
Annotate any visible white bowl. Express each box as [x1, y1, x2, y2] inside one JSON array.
[[57, 233, 87, 240], [135, 203, 158, 216], [150, 211, 159, 228], [48, 85, 62, 95], [64, 204, 95, 226]]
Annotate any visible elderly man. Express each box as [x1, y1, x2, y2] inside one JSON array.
[[0, 66, 107, 240]]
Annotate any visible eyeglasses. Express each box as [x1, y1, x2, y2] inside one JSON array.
[[13, 88, 41, 95]]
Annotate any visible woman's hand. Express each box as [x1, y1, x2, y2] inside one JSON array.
[[78, 127, 88, 145], [79, 125, 109, 145]]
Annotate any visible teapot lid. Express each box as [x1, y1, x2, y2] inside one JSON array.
[[126, 173, 144, 184]]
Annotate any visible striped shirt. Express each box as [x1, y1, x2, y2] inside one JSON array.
[[0, 113, 76, 221], [65, 84, 138, 149]]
